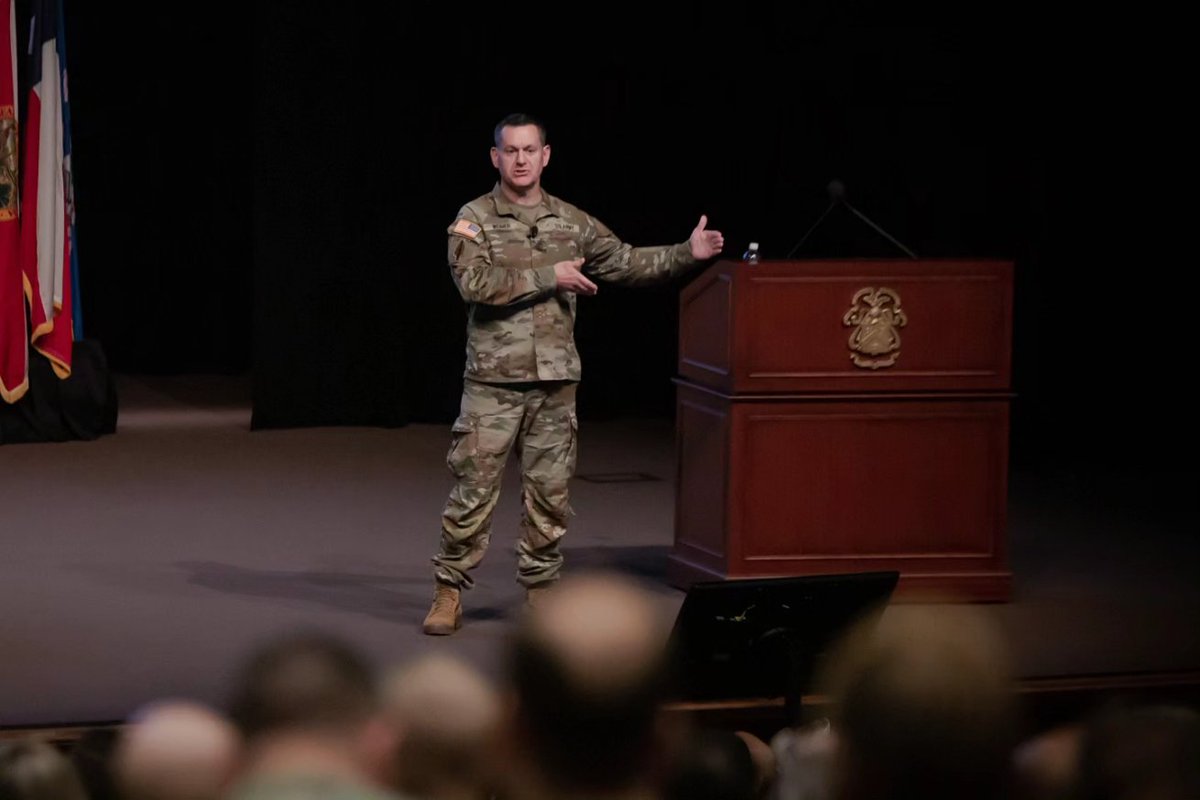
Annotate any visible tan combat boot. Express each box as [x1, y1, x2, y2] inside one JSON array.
[[422, 583, 462, 635]]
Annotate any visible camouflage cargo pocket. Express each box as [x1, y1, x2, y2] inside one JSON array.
[[446, 416, 478, 477]]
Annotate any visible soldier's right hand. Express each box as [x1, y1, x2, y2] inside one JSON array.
[[554, 258, 598, 296]]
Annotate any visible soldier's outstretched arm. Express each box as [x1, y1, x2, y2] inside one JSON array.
[[581, 214, 723, 287], [447, 212, 557, 306]]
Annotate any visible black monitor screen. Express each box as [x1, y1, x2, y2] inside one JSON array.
[[667, 570, 899, 702]]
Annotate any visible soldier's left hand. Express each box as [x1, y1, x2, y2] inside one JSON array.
[[689, 215, 725, 260]]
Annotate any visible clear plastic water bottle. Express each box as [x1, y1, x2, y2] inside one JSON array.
[[743, 242, 759, 264]]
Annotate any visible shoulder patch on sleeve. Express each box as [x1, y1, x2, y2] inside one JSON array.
[[452, 218, 482, 240]]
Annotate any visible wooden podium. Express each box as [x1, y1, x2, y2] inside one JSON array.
[[668, 259, 1014, 601]]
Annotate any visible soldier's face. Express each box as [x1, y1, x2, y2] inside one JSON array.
[[491, 125, 550, 193]]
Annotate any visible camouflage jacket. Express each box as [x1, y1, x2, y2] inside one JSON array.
[[446, 184, 699, 383]]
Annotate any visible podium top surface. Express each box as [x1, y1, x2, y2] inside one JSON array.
[[704, 257, 1014, 275]]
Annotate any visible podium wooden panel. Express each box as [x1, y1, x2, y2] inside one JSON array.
[[669, 259, 1014, 600]]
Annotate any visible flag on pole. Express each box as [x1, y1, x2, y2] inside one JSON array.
[[21, 0, 77, 380], [0, 0, 25, 403]]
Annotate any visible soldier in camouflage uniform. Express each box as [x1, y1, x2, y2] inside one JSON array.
[[423, 113, 724, 635]]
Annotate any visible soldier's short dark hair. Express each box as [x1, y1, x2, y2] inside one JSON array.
[[228, 632, 377, 740], [494, 113, 547, 147]]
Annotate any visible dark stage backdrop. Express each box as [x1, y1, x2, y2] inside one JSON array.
[[59, 3, 252, 376], [65, 3, 1193, 470]]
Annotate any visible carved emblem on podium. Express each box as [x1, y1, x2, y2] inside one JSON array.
[[843, 287, 907, 369]]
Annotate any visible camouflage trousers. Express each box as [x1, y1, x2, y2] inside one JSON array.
[[433, 379, 578, 590]]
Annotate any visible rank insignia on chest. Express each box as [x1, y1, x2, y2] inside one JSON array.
[[453, 219, 482, 239]]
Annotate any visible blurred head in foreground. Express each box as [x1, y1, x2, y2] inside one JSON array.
[[820, 605, 1018, 800], [226, 632, 393, 793], [503, 572, 672, 799], [381, 652, 500, 800], [0, 738, 88, 800], [115, 699, 240, 800]]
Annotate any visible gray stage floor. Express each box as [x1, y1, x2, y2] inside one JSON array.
[[2, 375, 1198, 728]]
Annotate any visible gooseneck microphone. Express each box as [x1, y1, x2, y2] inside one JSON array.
[[785, 179, 917, 260], [785, 180, 844, 258]]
